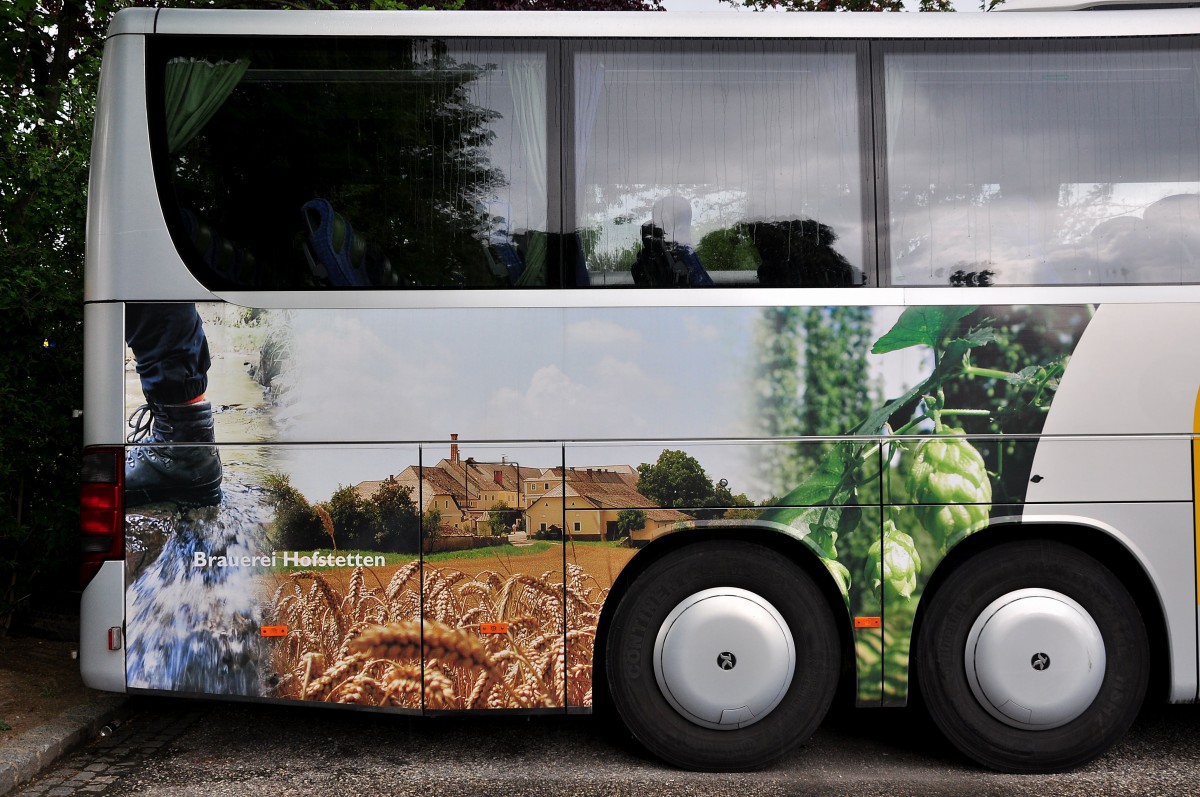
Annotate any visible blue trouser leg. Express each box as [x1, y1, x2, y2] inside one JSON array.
[[125, 303, 210, 405], [123, 303, 221, 507]]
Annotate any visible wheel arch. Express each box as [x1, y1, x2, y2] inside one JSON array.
[[591, 525, 857, 717], [911, 517, 1172, 708]]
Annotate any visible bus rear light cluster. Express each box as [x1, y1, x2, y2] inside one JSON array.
[[80, 447, 124, 589]]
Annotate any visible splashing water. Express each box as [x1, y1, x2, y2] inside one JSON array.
[[125, 472, 274, 696]]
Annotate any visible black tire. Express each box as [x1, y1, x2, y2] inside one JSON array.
[[605, 541, 839, 771], [916, 540, 1149, 773]]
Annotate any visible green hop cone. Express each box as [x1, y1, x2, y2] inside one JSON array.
[[866, 519, 922, 604], [905, 432, 992, 553]]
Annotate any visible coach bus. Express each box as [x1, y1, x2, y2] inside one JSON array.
[[80, 4, 1200, 773]]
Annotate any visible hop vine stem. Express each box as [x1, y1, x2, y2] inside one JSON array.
[[963, 365, 1013, 381], [940, 409, 991, 418]]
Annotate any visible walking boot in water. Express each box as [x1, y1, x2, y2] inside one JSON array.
[[125, 398, 223, 507]]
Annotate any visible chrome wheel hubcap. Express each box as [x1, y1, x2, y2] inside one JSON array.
[[965, 588, 1105, 730], [653, 587, 795, 730]]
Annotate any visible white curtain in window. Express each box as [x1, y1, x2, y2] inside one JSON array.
[[574, 59, 606, 198], [508, 60, 548, 286]]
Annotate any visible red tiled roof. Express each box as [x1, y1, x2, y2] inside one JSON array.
[[435, 459, 542, 494], [533, 466, 638, 488], [423, 467, 470, 500]]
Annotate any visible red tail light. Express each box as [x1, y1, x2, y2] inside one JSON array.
[[80, 447, 123, 589]]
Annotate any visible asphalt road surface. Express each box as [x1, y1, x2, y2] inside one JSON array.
[[15, 697, 1200, 797]]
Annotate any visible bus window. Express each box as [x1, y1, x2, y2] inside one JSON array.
[[571, 41, 869, 288], [154, 39, 551, 290], [883, 39, 1200, 287]]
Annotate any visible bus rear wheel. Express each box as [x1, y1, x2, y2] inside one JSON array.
[[604, 541, 839, 771], [916, 540, 1149, 773]]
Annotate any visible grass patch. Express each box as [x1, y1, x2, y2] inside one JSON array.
[[424, 542, 555, 563]]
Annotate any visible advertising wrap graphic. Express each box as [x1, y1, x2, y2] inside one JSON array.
[[123, 303, 1092, 707]]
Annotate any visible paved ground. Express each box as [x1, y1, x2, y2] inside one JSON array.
[[3, 605, 1197, 796], [0, 629, 129, 797], [4, 708, 190, 797], [9, 695, 1200, 797]]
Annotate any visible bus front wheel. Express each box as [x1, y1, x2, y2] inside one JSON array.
[[916, 540, 1149, 773], [604, 541, 839, 771]]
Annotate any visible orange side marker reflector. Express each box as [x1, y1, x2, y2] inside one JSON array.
[[479, 623, 509, 635], [854, 616, 882, 629], [260, 625, 288, 637]]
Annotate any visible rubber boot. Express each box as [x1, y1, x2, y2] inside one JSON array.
[[125, 400, 223, 508]]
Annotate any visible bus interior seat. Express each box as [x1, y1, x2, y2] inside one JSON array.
[[485, 241, 525, 286], [301, 198, 399, 288], [179, 208, 259, 288]]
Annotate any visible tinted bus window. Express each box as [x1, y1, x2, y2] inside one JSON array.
[[154, 38, 551, 289], [883, 39, 1200, 287], [572, 41, 868, 288]]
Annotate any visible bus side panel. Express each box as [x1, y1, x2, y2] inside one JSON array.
[[80, 300, 130, 693], [80, 560, 127, 692], [1029, 303, 1200, 473], [1026, 302, 1200, 702], [82, 302, 127, 448], [1023, 504, 1198, 703], [87, 33, 209, 303], [118, 302, 1100, 711]]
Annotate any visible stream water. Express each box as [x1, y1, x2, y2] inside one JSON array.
[[124, 473, 273, 695], [124, 308, 279, 696]]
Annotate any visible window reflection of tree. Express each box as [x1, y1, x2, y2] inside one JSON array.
[[172, 40, 514, 289]]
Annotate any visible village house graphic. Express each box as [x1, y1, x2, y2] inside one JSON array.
[[351, 435, 689, 547]]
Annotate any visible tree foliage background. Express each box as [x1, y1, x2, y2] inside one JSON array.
[[1, 0, 116, 631], [636, 449, 752, 521]]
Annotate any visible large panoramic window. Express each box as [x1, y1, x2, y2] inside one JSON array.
[[155, 35, 1200, 291], [883, 39, 1200, 287], [155, 38, 552, 289], [572, 41, 868, 288]]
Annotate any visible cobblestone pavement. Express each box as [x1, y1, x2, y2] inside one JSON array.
[[9, 702, 203, 797], [12, 697, 1200, 797]]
